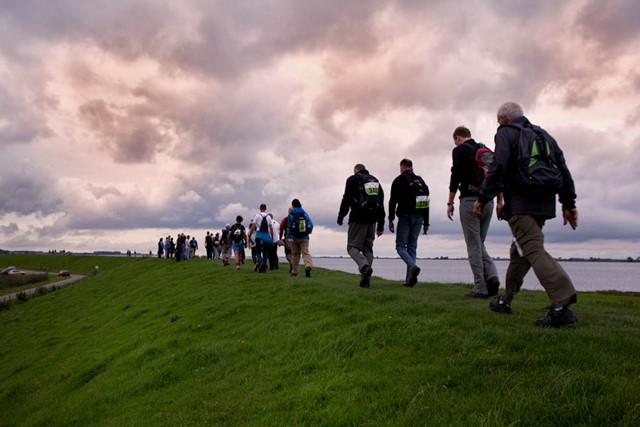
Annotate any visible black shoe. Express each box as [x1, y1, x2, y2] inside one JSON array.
[[359, 265, 373, 288], [305, 267, 311, 278], [489, 296, 512, 314], [407, 265, 420, 287], [487, 279, 500, 297], [535, 306, 577, 327]]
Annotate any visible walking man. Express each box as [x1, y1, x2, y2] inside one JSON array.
[[337, 163, 385, 288], [249, 203, 275, 273], [388, 158, 430, 287], [473, 102, 579, 327], [287, 199, 314, 277], [448, 126, 500, 298]]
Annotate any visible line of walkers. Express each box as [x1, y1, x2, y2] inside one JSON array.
[[155, 101, 579, 328], [337, 101, 579, 328]]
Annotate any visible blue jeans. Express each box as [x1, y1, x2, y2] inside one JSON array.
[[395, 214, 424, 283]]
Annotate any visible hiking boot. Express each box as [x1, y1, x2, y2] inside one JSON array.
[[489, 296, 512, 314], [486, 278, 500, 297], [535, 306, 577, 327], [305, 267, 311, 278], [465, 290, 489, 298], [407, 265, 420, 287], [359, 265, 373, 288]]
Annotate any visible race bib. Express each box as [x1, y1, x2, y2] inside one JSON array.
[[415, 195, 429, 209], [364, 182, 380, 195]]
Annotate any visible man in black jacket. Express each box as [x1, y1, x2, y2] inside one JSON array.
[[473, 102, 579, 327], [447, 126, 500, 298], [337, 164, 385, 288], [388, 158, 430, 287]]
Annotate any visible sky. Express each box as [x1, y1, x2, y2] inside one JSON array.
[[1, 0, 639, 260]]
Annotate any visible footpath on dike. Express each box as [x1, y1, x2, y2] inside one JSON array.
[[0, 272, 87, 303]]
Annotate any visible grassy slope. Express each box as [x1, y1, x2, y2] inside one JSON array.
[[0, 255, 639, 426]]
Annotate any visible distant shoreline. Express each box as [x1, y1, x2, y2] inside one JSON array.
[[1, 250, 638, 263]]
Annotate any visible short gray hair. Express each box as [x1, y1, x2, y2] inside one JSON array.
[[497, 102, 524, 121]]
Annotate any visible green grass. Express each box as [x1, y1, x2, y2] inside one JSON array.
[[0, 255, 639, 426]]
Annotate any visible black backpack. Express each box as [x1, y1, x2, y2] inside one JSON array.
[[506, 123, 563, 194], [290, 211, 310, 238], [230, 224, 244, 243], [404, 172, 430, 210], [258, 214, 269, 233], [356, 173, 381, 214]]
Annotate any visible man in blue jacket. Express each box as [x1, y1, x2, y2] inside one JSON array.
[[287, 198, 314, 277], [473, 102, 579, 327]]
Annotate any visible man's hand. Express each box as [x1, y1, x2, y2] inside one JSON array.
[[472, 200, 484, 218], [447, 204, 454, 221], [563, 208, 578, 230], [388, 221, 395, 233], [423, 224, 429, 235], [376, 229, 384, 237], [337, 217, 343, 226]]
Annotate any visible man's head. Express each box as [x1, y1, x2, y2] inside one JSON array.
[[453, 126, 471, 146], [497, 102, 524, 125], [259, 203, 267, 212], [400, 158, 413, 173], [291, 198, 302, 208], [236, 215, 243, 223], [354, 163, 365, 174]]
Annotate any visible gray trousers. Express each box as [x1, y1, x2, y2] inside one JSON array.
[[347, 222, 376, 272], [504, 215, 576, 307], [460, 197, 499, 294]]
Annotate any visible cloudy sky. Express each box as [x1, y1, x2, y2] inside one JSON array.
[[1, 0, 639, 259]]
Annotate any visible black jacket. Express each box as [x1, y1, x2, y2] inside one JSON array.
[[338, 169, 385, 230], [478, 116, 576, 220], [449, 138, 483, 199], [388, 170, 430, 225]]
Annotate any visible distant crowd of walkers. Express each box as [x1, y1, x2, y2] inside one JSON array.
[[155, 199, 315, 277]]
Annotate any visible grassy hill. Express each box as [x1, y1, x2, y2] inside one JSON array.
[[1, 254, 639, 426]]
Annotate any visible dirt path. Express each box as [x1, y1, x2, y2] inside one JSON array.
[[0, 274, 87, 303]]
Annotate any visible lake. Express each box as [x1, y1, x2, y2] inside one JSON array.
[[312, 258, 640, 293]]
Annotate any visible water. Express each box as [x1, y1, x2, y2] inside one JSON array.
[[313, 258, 640, 293]]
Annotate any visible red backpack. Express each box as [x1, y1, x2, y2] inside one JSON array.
[[468, 142, 494, 192]]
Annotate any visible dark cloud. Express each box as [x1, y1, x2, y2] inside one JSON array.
[[0, 84, 52, 144], [77, 99, 167, 164], [0, 170, 62, 215], [575, 0, 640, 52], [0, 223, 19, 234]]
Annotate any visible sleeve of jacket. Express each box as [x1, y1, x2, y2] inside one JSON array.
[[448, 148, 463, 194], [377, 185, 386, 231], [548, 134, 577, 210], [423, 181, 430, 226], [338, 176, 354, 221], [388, 176, 399, 222]]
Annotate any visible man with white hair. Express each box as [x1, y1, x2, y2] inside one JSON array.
[[473, 102, 579, 327]]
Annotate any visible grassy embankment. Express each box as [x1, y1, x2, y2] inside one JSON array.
[[0, 254, 639, 426]]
